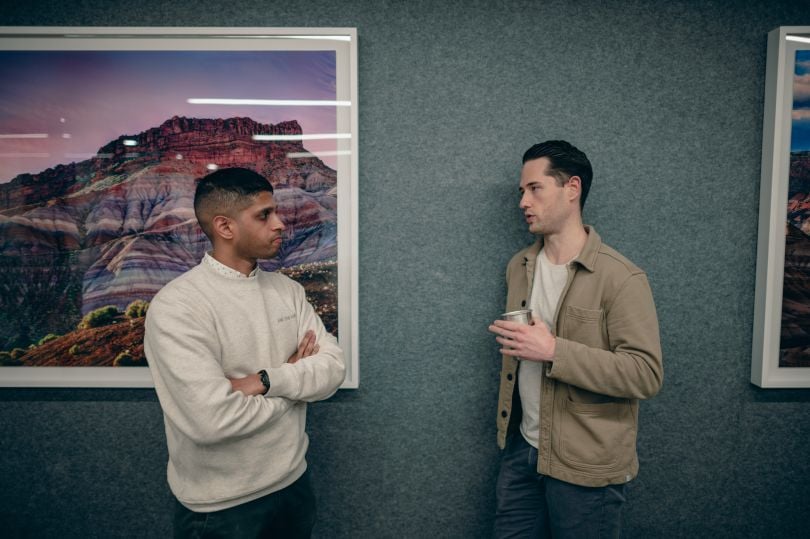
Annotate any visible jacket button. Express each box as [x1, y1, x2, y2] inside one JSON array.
[[521, 300, 526, 307], [507, 373, 513, 381], [501, 410, 508, 418]]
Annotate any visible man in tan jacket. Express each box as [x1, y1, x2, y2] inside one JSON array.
[[488, 140, 662, 538]]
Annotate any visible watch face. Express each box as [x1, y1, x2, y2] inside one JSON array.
[[259, 370, 271, 393]]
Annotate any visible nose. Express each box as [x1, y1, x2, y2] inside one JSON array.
[[519, 191, 530, 209], [272, 214, 285, 231]]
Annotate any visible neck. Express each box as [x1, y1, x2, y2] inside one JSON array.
[[541, 222, 588, 265], [210, 249, 257, 277]]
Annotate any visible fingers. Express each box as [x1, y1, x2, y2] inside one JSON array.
[[302, 330, 317, 355], [491, 318, 547, 350], [488, 322, 523, 339], [288, 330, 319, 364], [495, 335, 520, 353], [296, 331, 309, 357], [296, 330, 314, 354], [491, 320, 522, 330], [491, 318, 550, 337], [496, 335, 521, 357]]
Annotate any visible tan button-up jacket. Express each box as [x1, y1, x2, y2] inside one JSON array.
[[497, 226, 663, 487]]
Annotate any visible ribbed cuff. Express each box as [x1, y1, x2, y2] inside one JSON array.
[[546, 337, 568, 379], [265, 364, 299, 399]]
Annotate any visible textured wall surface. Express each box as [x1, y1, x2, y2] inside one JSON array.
[[2, 1, 810, 538]]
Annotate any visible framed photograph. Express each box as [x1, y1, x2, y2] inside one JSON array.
[[753, 26, 810, 387], [0, 27, 359, 388]]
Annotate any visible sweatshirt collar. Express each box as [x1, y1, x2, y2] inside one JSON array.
[[203, 252, 259, 279]]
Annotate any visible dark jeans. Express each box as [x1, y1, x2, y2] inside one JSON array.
[[494, 434, 627, 539], [174, 469, 316, 539]]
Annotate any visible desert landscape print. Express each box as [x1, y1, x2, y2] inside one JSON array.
[[780, 49, 810, 367], [0, 49, 341, 368]]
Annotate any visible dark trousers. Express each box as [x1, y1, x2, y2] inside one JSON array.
[[174, 469, 316, 539], [494, 434, 627, 539]]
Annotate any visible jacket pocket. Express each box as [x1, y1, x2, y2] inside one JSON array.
[[561, 305, 607, 348], [558, 398, 634, 471]]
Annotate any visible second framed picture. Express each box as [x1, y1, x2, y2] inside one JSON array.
[[754, 26, 810, 387]]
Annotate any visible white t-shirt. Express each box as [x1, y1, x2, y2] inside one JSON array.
[[519, 247, 569, 448]]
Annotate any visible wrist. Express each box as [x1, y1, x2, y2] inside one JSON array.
[[257, 369, 271, 395]]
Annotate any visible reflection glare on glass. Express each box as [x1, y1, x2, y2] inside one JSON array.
[[252, 133, 350, 141], [0, 133, 48, 139], [187, 98, 350, 107], [287, 150, 351, 159]]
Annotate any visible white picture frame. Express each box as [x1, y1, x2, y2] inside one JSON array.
[[0, 27, 359, 388], [753, 26, 810, 387]]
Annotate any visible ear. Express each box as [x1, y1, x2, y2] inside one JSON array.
[[566, 175, 582, 203], [211, 214, 236, 241]]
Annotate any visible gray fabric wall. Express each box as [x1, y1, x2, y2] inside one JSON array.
[[2, 1, 810, 537]]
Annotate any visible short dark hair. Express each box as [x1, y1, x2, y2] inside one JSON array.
[[522, 140, 593, 210], [193, 167, 273, 240]]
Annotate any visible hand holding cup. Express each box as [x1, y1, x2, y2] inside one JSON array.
[[489, 309, 556, 362]]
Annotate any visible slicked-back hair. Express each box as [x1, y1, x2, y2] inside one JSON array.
[[193, 167, 274, 240], [522, 140, 593, 210]]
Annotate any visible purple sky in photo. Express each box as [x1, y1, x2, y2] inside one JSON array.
[[792, 50, 810, 152], [0, 50, 338, 182]]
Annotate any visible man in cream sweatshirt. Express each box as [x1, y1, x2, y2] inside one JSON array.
[[144, 167, 346, 538]]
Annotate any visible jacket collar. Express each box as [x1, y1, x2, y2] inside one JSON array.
[[523, 225, 601, 273]]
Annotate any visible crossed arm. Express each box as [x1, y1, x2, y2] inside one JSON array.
[[145, 283, 345, 445], [228, 329, 320, 396]]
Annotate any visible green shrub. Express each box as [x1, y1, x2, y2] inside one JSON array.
[[37, 333, 60, 346], [125, 299, 149, 319], [69, 344, 81, 356], [113, 350, 137, 366], [9, 348, 27, 360], [78, 305, 120, 329]]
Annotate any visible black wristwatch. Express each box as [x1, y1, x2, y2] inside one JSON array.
[[257, 369, 271, 395]]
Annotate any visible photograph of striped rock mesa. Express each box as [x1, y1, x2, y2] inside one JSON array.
[[782, 48, 810, 368], [0, 49, 340, 369]]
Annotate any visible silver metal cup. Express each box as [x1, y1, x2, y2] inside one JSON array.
[[501, 309, 532, 324], [500, 309, 532, 360]]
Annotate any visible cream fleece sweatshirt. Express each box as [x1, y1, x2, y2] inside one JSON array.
[[144, 261, 345, 512]]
